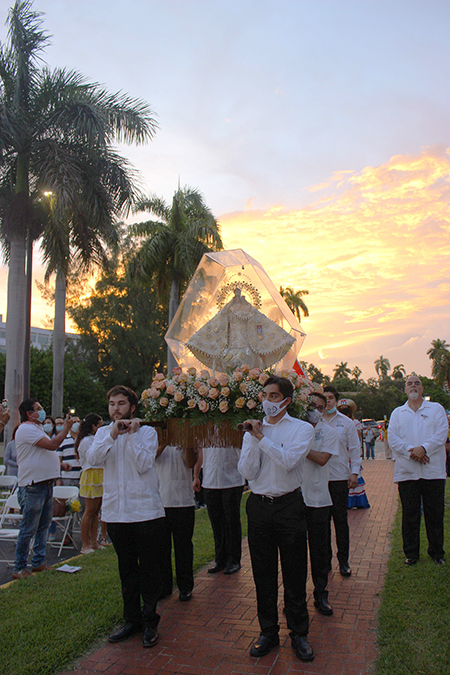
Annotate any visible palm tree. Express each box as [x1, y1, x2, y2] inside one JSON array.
[[351, 366, 363, 387], [333, 361, 351, 379], [374, 355, 391, 380], [427, 339, 450, 390], [392, 364, 406, 380], [279, 286, 309, 320], [0, 1, 157, 432], [131, 186, 223, 372]]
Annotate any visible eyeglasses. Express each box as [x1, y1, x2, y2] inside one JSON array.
[[313, 404, 326, 412], [406, 381, 421, 386]]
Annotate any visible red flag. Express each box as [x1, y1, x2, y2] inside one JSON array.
[[293, 360, 307, 379]]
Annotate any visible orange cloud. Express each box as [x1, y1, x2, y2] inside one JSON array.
[[220, 146, 450, 379]]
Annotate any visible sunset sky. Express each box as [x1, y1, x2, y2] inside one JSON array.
[[0, 0, 449, 380]]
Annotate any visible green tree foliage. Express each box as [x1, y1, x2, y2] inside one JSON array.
[[333, 361, 351, 379], [427, 339, 450, 391], [67, 240, 166, 395], [0, 343, 107, 417], [279, 286, 309, 320], [374, 355, 391, 379]]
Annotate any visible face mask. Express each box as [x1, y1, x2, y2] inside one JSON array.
[[262, 398, 288, 417], [307, 409, 322, 425], [326, 406, 337, 415], [56, 425, 64, 433], [72, 422, 80, 433], [43, 423, 53, 434], [37, 409, 46, 424]]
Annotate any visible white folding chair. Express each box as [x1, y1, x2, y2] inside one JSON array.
[[51, 485, 79, 556], [0, 465, 5, 476], [0, 476, 18, 508], [0, 492, 21, 564]]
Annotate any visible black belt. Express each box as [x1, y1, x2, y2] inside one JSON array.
[[30, 478, 56, 486], [253, 487, 301, 504]]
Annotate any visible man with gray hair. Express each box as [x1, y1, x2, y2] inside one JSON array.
[[388, 374, 448, 566]]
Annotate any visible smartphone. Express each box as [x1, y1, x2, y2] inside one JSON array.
[[2, 399, 8, 411]]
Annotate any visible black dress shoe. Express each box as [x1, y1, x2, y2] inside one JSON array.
[[208, 562, 225, 574], [314, 597, 333, 616], [108, 621, 141, 643], [249, 634, 279, 657], [339, 563, 352, 577], [142, 625, 159, 648], [223, 562, 241, 575], [433, 558, 445, 565], [179, 591, 193, 601], [290, 634, 315, 662], [405, 558, 418, 566]]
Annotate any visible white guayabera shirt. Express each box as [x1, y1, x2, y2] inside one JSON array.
[[323, 411, 361, 480], [388, 400, 448, 483], [87, 423, 165, 523], [301, 420, 339, 508]]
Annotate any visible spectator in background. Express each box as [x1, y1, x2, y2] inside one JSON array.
[[43, 416, 56, 438], [4, 425, 19, 476], [58, 415, 82, 487], [75, 413, 106, 554], [363, 426, 377, 459]]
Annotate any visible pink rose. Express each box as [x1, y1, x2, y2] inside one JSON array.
[[179, 373, 188, 383], [241, 364, 251, 373], [298, 392, 308, 401], [249, 368, 261, 379], [258, 373, 269, 385], [187, 399, 196, 409], [198, 400, 209, 413], [219, 400, 229, 413], [150, 388, 159, 399], [174, 391, 184, 402], [166, 384, 176, 395], [198, 384, 208, 396], [208, 388, 220, 400], [159, 397, 169, 407], [193, 381, 202, 390], [233, 371, 243, 382], [141, 389, 149, 400], [188, 367, 197, 377], [172, 366, 182, 376], [218, 374, 229, 387], [155, 373, 165, 381], [247, 399, 257, 410], [239, 382, 248, 394], [257, 391, 264, 402], [221, 386, 230, 397], [208, 377, 219, 387], [200, 370, 210, 379], [156, 380, 166, 390], [235, 397, 245, 409]]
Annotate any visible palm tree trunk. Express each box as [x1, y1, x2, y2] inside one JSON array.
[[52, 269, 66, 417], [167, 279, 180, 374], [4, 235, 27, 441], [23, 231, 33, 399]]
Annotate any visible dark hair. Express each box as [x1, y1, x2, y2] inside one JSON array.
[[12, 424, 19, 440], [338, 406, 352, 419], [265, 376, 293, 401], [74, 413, 102, 458], [311, 392, 327, 404], [107, 385, 138, 410], [323, 385, 339, 401], [44, 416, 56, 437], [19, 398, 38, 423]]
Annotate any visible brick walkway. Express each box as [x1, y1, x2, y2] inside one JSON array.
[[61, 460, 397, 675]]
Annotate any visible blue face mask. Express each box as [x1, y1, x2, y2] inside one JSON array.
[[37, 409, 46, 424], [327, 406, 337, 415]]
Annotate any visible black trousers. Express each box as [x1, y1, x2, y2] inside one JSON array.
[[246, 490, 309, 638], [398, 479, 445, 560], [204, 486, 243, 566], [108, 518, 165, 627], [160, 506, 195, 595], [306, 505, 331, 601], [327, 480, 350, 566]]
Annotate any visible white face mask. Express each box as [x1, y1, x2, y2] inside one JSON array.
[[43, 423, 53, 434], [307, 409, 322, 425], [72, 422, 80, 433], [56, 425, 64, 433], [262, 398, 288, 418]]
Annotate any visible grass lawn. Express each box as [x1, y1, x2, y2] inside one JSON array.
[[376, 483, 450, 675], [0, 492, 249, 675]]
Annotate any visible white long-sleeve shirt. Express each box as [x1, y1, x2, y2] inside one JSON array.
[[301, 420, 339, 508], [388, 399, 448, 483], [238, 413, 314, 497], [201, 446, 245, 489], [86, 423, 165, 523], [323, 411, 361, 480]]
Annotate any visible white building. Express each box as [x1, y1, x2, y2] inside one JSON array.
[[0, 314, 78, 354]]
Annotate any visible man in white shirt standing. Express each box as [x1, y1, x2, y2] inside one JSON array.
[[302, 393, 339, 616], [238, 376, 315, 662], [87, 386, 165, 648], [13, 399, 73, 580], [322, 386, 360, 577], [388, 374, 448, 566]]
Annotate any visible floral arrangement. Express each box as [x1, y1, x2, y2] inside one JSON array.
[[66, 498, 81, 514], [141, 365, 316, 428]]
